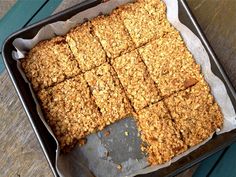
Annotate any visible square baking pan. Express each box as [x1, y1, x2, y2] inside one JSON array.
[[2, 0, 236, 176]]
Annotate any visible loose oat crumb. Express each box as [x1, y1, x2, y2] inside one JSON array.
[[78, 138, 87, 146], [117, 164, 122, 170], [104, 130, 110, 137]]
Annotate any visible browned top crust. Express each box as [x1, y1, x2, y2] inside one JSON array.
[[164, 79, 223, 147], [112, 50, 162, 111], [84, 63, 134, 124], [138, 32, 202, 96], [91, 13, 135, 59], [113, 0, 171, 47], [37, 75, 101, 151], [21, 36, 80, 91], [66, 22, 106, 72], [137, 101, 187, 165]]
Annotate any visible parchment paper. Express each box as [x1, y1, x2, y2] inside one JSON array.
[[12, 0, 236, 177]]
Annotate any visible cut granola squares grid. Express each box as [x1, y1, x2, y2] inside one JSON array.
[[37, 75, 101, 151], [91, 13, 135, 59], [137, 101, 187, 165], [164, 79, 223, 147], [138, 31, 202, 97], [66, 22, 106, 72], [111, 50, 162, 111], [21, 36, 80, 91], [114, 0, 172, 47], [21, 0, 225, 163], [84, 63, 134, 125]]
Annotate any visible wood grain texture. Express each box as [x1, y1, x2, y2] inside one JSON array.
[[0, 0, 16, 19], [187, 0, 236, 88], [0, 0, 236, 177], [0, 71, 53, 177]]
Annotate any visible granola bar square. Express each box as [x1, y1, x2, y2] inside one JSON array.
[[91, 13, 134, 59], [164, 79, 223, 147], [84, 63, 133, 124], [21, 36, 80, 91], [37, 75, 101, 151], [66, 22, 106, 72], [139, 32, 201, 96], [137, 101, 187, 165], [112, 50, 161, 111], [114, 0, 171, 47]]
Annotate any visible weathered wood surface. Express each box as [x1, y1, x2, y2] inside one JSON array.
[[0, 71, 53, 177], [0, 0, 236, 176], [187, 0, 236, 89]]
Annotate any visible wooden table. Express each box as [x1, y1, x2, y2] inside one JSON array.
[[0, 1, 236, 177]]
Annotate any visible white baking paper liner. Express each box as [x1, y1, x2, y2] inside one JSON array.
[[12, 0, 236, 177]]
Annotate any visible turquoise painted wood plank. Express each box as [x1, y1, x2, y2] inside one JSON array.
[[29, 0, 63, 25], [0, 55, 4, 73], [209, 143, 236, 177], [193, 149, 225, 177], [0, 0, 46, 48], [0, 0, 62, 74]]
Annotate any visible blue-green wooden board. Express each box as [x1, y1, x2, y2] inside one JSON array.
[[0, 56, 3, 73], [0, 0, 62, 73], [208, 143, 236, 177], [193, 142, 236, 177], [0, 0, 46, 49]]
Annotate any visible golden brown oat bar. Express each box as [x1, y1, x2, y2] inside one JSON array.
[[37, 75, 101, 151], [111, 50, 161, 111], [137, 101, 187, 165], [138, 32, 202, 96], [114, 0, 171, 47], [91, 13, 134, 59], [84, 63, 133, 124], [66, 22, 106, 72], [164, 79, 223, 147], [21, 36, 80, 91]]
